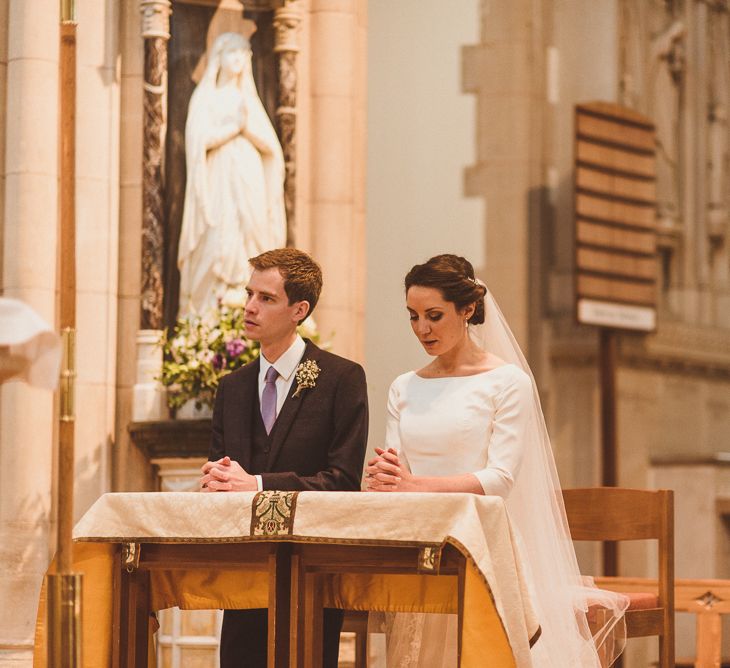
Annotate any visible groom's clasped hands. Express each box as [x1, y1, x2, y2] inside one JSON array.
[[200, 456, 258, 492]]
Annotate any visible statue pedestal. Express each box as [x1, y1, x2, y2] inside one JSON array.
[[128, 418, 210, 460], [128, 417, 210, 489], [176, 399, 213, 420], [132, 329, 168, 421]]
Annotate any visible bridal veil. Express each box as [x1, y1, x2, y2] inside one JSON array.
[[467, 287, 628, 666]]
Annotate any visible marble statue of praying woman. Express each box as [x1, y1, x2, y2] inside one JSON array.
[[178, 32, 286, 317]]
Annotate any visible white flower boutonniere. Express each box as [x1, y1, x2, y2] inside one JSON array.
[[292, 359, 320, 398]]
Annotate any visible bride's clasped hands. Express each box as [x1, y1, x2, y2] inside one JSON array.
[[365, 447, 411, 491]]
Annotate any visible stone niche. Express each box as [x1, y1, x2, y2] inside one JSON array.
[[128, 418, 210, 489], [163, 1, 280, 326]]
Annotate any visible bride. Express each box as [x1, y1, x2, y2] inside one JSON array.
[[366, 254, 627, 667]]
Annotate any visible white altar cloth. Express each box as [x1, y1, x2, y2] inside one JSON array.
[[73, 490, 539, 666]]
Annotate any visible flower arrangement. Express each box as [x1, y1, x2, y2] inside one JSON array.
[[158, 289, 319, 412]]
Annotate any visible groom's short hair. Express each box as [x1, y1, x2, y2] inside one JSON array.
[[249, 248, 323, 320]]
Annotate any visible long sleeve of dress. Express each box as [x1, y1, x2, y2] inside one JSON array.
[[472, 371, 533, 498], [383, 381, 413, 474]]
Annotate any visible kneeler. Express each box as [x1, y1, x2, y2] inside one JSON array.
[[33, 544, 520, 668], [32, 491, 541, 668]]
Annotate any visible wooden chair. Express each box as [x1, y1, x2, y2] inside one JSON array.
[[562, 487, 675, 668]]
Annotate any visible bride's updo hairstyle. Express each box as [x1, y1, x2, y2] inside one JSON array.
[[404, 254, 488, 325]]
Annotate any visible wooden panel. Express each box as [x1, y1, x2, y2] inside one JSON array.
[[577, 248, 657, 281], [577, 193, 655, 229], [577, 113, 655, 152], [577, 220, 656, 255], [296, 543, 460, 575], [574, 103, 658, 317], [625, 609, 664, 637], [577, 101, 655, 129], [563, 489, 668, 541], [577, 139, 656, 178], [576, 166, 656, 204], [577, 274, 656, 306], [139, 542, 271, 570]]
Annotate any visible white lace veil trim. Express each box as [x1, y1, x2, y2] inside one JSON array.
[[469, 286, 628, 667]]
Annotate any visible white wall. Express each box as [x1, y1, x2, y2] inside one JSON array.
[[365, 1, 483, 451]]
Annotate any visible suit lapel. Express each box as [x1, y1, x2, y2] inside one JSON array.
[[233, 357, 260, 471], [265, 340, 319, 470]]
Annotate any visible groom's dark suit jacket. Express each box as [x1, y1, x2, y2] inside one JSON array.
[[209, 339, 368, 490]]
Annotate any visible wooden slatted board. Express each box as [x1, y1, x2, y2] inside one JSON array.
[[574, 102, 658, 331]]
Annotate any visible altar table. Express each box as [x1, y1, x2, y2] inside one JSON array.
[[34, 491, 540, 667]]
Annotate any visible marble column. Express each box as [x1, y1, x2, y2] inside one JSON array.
[[0, 1, 59, 662], [274, 0, 302, 245], [140, 0, 170, 329], [307, 0, 367, 363], [133, 0, 171, 422]]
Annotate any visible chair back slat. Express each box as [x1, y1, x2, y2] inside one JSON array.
[[563, 487, 670, 542]]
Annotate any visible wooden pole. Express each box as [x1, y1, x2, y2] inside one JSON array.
[[58, 13, 76, 576], [599, 327, 619, 576], [48, 1, 82, 665]]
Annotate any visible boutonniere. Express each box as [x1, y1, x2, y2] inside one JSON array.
[[292, 359, 320, 398]]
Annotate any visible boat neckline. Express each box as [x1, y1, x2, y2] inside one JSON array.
[[413, 363, 518, 380]]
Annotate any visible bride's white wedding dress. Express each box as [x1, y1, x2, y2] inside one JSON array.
[[382, 365, 533, 667], [378, 291, 627, 667]]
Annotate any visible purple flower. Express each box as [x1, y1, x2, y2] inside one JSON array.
[[226, 339, 246, 358], [212, 353, 224, 370]]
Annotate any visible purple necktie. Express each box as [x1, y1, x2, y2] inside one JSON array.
[[261, 366, 279, 434]]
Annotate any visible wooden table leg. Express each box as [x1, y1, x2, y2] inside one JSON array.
[[289, 548, 304, 668], [112, 547, 124, 668], [268, 543, 292, 668], [131, 569, 151, 668], [457, 560, 465, 667], [303, 572, 323, 668], [116, 567, 151, 668], [354, 622, 367, 668]]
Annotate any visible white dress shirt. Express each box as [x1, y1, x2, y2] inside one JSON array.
[[254, 335, 306, 490]]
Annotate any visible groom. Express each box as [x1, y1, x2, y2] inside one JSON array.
[[200, 248, 368, 668]]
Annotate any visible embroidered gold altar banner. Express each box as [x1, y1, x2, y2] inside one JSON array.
[[34, 491, 540, 667]]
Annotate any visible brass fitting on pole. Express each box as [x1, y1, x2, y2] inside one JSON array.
[[60, 327, 76, 422], [47, 573, 83, 667], [60, 0, 75, 23]]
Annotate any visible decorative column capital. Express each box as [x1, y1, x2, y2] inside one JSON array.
[[140, 0, 172, 41], [273, 0, 303, 54]]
